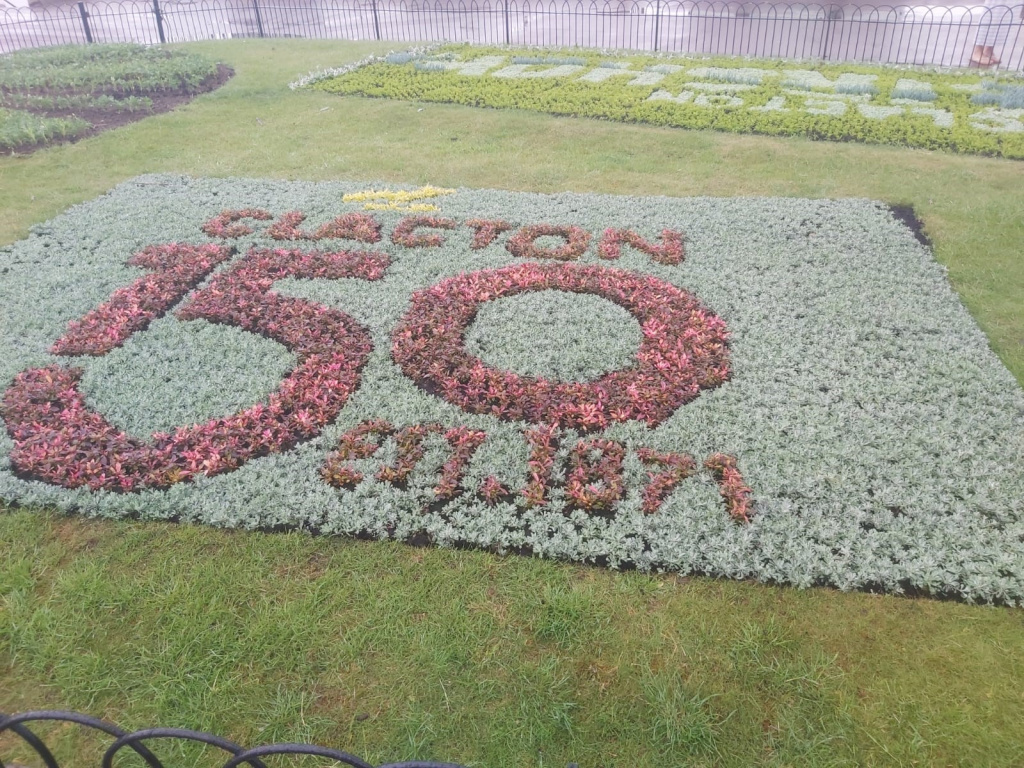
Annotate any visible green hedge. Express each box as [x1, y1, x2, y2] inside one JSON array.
[[308, 46, 1024, 159]]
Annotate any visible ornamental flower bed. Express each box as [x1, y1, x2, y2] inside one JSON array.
[[301, 46, 1024, 159], [1, 175, 1023, 603], [1, 44, 227, 154]]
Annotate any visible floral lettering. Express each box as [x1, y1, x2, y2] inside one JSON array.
[[201, 209, 273, 238], [466, 218, 515, 249], [322, 420, 486, 500], [598, 228, 686, 265], [2, 247, 386, 491], [51, 243, 234, 357], [520, 423, 560, 508], [636, 448, 697, 514], [704, 453, 754, 523], [391, 262, 730, 431], [505, 224, 591, 261], [565, 438, 626, 512], [392, 216, 458, 247]]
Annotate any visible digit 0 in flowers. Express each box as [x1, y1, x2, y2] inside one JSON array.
[[2, 206, 751, 524], [4, 176, 1019, 600]]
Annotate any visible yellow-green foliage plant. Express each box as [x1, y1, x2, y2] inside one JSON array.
[[302, 45, 1024, 159]]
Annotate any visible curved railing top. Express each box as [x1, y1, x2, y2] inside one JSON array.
[[2, 0, 1022, 70], [0, 711, 478, 768], [4, 1, 1024, 10]]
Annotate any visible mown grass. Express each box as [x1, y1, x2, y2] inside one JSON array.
[[4, 513, 1024, 767], [1, 40, 1023, 767]]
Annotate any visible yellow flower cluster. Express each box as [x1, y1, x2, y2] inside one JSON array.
[[362, 202, 441, 212], [343, 185, 456, 211]]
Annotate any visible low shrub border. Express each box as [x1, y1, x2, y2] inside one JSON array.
[[304, 46, 1024, 159], [1, 175, 1022, 603]]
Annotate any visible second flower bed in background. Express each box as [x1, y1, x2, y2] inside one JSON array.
[[304, 46, 1024, 158]]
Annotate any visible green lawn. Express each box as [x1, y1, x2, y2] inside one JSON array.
[[1, 40, 1023, 767]]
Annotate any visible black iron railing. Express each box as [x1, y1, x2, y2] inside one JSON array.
[[1, 1, 1022, 70], [1, 710, 531, 768]]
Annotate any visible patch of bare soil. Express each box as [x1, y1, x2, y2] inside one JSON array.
[[2, 63, 233, 156]]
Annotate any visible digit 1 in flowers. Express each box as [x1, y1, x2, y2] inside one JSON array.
[[51, 243, 235, 357]]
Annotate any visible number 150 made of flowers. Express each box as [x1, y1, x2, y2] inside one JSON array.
[[2, 210, 751, 524]]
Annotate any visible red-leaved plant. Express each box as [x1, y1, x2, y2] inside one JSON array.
[[391, 262, 730, 432], [466, 219, 515, 249], [3, 247, 388, 491], [565, 438, 626, 512], [636, 448, 697, 514], [704, 453, 754, 523], [268, 211, 383, 243], [321, 420, 485, 500], [392, 216, 458, 247], [51, 243, 234, 357], [522, 423, 560, 508], [598, 228, 686, 265], [477, 475, 513, 506], [505, 224, 591, 261], [201, 209, 273, 238]]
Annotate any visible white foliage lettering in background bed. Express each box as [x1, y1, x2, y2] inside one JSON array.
[[1, 175, 1022, 604], [304, 49, 1024, 158], [377, 52, 1022, 133]]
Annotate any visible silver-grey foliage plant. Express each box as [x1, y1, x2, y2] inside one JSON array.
[[1, 175, 1022, 604]]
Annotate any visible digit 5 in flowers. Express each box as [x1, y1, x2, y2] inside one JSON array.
[[2, 246, 388, 492]]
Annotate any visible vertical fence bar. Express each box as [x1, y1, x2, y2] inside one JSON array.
[[152, 0, 166, 42], [0, 13, 13, 53], [5, 2, 1024, 70], [252, 0, 265, 37], [820, 4, 835, 59], [652, 0, 661, 51], [77, 1, 94, 42]]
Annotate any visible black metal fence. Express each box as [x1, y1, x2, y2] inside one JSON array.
[[1, 710, 520, 768], [0, 0, 1021, 70]]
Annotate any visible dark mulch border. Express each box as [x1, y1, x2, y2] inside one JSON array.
[[2, 63, 234, 156], [887, 203, 932, 247]]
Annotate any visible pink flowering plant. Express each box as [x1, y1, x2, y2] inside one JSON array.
[[5, 246, 386, 491], [2, 175, 1022, 602], [505, 223, 591, 261], [391, 262, 731, 431]]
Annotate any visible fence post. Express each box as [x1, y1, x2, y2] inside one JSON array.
[[652, 0, 661, 51], [503, 0, 510, 44], [252, 0, 265, 37], [819, 4, 840, 60], [77, 1, 94, 43], [372, 0, 382, 40], [152, 0, 166, 43]]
